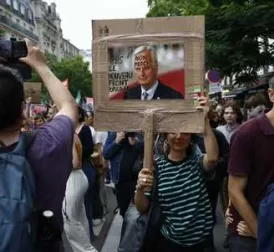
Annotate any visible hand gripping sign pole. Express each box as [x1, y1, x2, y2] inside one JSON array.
[[143, 110, 155, 170]]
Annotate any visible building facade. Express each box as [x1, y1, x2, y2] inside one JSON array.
[[31, 0, 80, 60], [62, 38, 79, 59], [0, 0, 39, 43], [0, 0, 79, 60]]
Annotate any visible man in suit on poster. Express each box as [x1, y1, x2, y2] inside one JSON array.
[[124, 46, 184, 100]]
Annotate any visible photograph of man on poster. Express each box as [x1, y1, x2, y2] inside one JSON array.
[[124, 46, 184, 100]]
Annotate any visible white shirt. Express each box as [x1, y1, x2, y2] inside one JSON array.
[[89, 126, 101, 145], [89, 127, 108, 147], [96, 131, 108, 149], [141, 80, 159, 100]]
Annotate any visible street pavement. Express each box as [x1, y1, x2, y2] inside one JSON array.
[[64, 184, 228, 252], [101, 198, 228, 252], [63, 185, 117, 252]]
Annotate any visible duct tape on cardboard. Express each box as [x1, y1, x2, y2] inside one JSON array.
[[91, 16, 205, 134]]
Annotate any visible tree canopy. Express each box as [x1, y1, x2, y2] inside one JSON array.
[[147, 0, 274, 86], [31, 53, 92, 101]]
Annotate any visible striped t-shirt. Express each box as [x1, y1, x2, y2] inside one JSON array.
[[148, 154, 213, 247]]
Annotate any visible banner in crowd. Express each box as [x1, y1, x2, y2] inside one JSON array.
[[24, 82, 42, 103], [29, 104, 47, 117]]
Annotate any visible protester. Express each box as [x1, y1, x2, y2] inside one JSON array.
[[135, 96, 218, 252], [47, 104, 58, 121], [216, 101, 243, 143], [103, 132, 144, 218], [0, 38, 78, 251], [245, 93, 269, 120], [63, 134, 98, 252], [76, 106, 101, 240], [34, 114, 46, 128], [227, 77, 274, 251]]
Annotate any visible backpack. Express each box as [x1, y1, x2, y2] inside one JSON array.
[[0, 132, 37, 252], [258, 183, 274, 252]]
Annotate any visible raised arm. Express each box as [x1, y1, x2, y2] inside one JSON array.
[[202, 117, 219, 170], [196, 96, 219, 170], [20, 39, 78, 126]]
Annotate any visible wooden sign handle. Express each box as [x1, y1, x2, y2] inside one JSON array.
[[143, 111, 155, 170]]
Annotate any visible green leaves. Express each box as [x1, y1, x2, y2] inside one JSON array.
[[147, 0, 274, 86], [53, 56, 92, 97], [31, 54, 92, 100]]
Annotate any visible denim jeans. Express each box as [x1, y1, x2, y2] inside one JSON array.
[[228, 234, 256, 252]]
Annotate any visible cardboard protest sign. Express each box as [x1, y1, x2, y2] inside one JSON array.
[[24, 82, 42, 103], [92, 16, 205, 134]]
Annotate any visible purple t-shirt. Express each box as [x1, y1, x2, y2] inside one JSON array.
[[27, 115, 74, 218]]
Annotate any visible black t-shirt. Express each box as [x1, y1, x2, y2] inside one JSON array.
[[197, 128, 229, 179], [118, 139, 141, 183], [78, 125, 94, 161]]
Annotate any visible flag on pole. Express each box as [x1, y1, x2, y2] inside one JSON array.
[[76, 90, 82, 104]]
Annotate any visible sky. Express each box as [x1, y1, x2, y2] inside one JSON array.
[[44, 0, 149, 50]]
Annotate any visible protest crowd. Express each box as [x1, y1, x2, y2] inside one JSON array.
[[1, 36, 274, 252]]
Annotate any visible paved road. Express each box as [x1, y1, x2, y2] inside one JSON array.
[[101, 199, 228, 252], [63, 186, 117, 252], [64, 187, 228, 252]]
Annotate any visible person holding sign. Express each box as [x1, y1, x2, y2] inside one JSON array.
[[124, 46, 184, 100], [135, 96, 218, 252]]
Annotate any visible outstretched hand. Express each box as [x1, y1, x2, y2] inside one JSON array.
[[20, 38, 47, 71]]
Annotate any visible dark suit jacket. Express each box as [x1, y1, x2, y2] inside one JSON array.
[[124, 81, 184, 100]]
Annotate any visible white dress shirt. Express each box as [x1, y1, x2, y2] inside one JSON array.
[[141, 81, 159, 100]]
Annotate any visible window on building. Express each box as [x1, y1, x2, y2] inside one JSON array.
[[16, 19, 20, 24], [13, 0, 19, 10], [20, 4, 25, 15], [27, 9, 32, 20], [6, 0, 11, 5]]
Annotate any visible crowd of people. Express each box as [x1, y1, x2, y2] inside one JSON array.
[[1, 38, 274, 252]]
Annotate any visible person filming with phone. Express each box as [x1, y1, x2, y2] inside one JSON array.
[[0, 38, 78, 251]]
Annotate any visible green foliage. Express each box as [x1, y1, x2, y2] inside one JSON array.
[[147, 0, 274, 85], [53, 56, 92, 97], [31, 53, 92, 100]]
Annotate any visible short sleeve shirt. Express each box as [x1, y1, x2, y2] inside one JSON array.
[[146, 155, 213, 246], [28, 115, 74, 218], [96, 131, 108, 147], [228, 114, 274, 233]]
